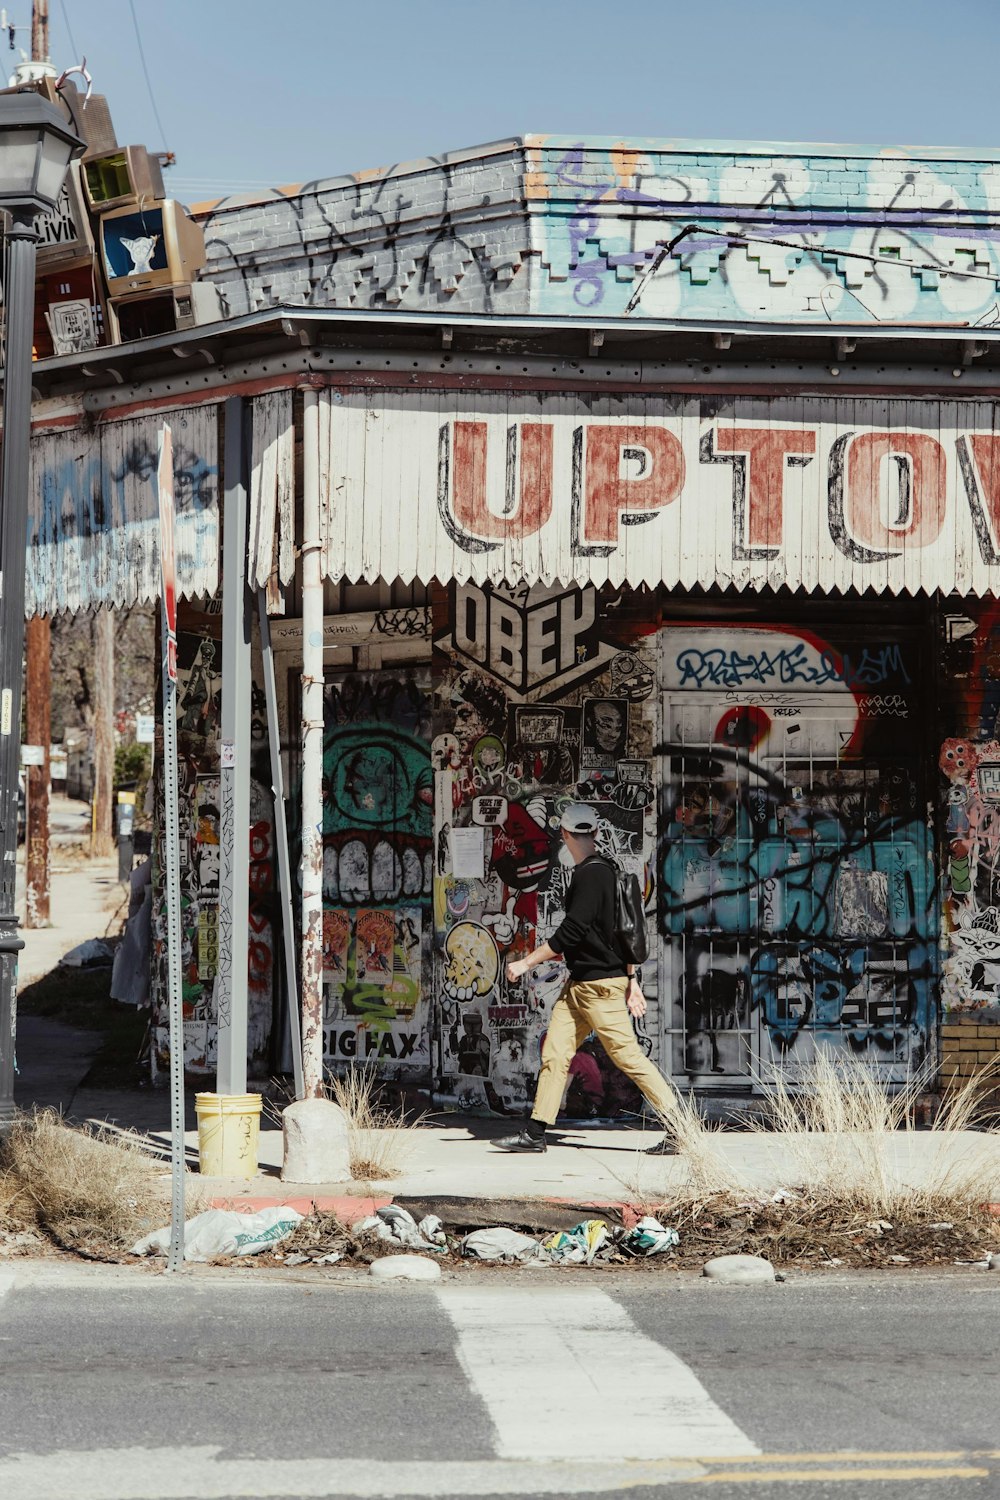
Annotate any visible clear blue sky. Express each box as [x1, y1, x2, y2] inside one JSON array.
[[43, 0, 1000, 202]]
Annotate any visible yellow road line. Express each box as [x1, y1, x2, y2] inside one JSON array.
[[696, 1450, 969, 1464], [683, 1465, 990, 1485]]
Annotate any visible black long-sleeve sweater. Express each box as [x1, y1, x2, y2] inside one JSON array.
[[548, 855, 627, 982]]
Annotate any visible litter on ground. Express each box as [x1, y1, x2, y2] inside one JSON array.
[[131, 1206, 303, 1262]]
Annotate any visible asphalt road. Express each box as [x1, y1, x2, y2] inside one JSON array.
[[1, 1262, 998, 1499]]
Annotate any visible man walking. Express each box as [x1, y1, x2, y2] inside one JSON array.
[[495, 803, 679, 1154]]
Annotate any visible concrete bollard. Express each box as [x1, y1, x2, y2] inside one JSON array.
[[281, 1097, 351, 1184]]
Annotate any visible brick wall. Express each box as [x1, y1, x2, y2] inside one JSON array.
[[939, 1015, 1000, 1097], [191, 134, 1000, 327]]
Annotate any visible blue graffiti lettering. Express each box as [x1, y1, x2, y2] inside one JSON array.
[[674, 643, 910, 692]]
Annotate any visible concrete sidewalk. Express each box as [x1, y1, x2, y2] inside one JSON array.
[[10, 851, 1000, 1229], [15, 847, 122, 985], [111, 1113, 1000, 1224]]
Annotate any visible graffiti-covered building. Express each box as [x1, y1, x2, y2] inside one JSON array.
[[26, 134, 1000, 1113]]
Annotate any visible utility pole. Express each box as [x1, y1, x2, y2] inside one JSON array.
[[30, 0, 47, 62], [23, 0, 52, 924], [23, 617, 50, 926], [91, 608, 115, 857]]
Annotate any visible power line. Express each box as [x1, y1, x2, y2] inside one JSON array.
[[127, 0, 168, 148], [57, 0, 77, 62], [626, 220, 1000, 315]]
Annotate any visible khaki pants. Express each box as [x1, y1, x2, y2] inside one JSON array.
[[531, 976, 679, 1127]]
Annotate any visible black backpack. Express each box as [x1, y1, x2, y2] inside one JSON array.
[[597, 857, 649, 965]]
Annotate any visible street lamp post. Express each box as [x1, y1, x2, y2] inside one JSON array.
[[0, 93, 83, 1131]]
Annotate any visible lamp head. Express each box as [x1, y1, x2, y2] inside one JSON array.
[[0, 91, 84, 220]]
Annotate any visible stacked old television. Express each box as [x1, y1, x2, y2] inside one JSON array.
[[33, 159, 102, 357], [84, 144, 207, 343]]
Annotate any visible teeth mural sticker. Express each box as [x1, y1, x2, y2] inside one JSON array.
[[321, 670, 433, 1073]]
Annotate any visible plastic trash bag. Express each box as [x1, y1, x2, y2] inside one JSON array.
[[543, 1219, 611, 1265], [620, 1215, 680, 1256], [460, 1227, 544, 1262], [131, 1205, 303, 1262], [353, 1205, 447, 1253], [60, 937, 115, 969]]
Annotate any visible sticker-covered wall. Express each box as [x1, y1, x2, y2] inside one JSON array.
[[938, 602, 1000, 1016], [151, 626, 276, 1075], [432, 581, 658, 1116]]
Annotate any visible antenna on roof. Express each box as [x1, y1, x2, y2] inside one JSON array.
[[0, 2, 57, 86]]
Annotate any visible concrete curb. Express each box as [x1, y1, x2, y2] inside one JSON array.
[[207, 1191, 651, 1228], [207, 1191, 1000, 1229]]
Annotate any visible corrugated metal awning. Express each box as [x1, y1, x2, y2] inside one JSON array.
[[249, 389, 294, 606], [318, 388, 1000, 597], [27, 403, 219, 617]]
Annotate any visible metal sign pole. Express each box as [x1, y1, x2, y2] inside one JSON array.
[[257, 590, 304, 1100], [157, 424, 186, 1273]]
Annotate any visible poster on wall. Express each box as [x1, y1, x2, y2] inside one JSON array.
[[194, 776, 220, 894], [322, 909, 351, 979], [581, 698, 629, 769], [355, 909, 395, 985]]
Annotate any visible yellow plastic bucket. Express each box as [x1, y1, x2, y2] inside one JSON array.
[[195, 1092, 262, 1178]]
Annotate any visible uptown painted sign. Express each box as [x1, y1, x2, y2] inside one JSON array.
[[320, 391, 1000, 596]]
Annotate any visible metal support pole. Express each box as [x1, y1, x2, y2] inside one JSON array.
[[161, 610, 186, 1271], [0, 217, 39, 1131], [24, 616, 51, 926], [257, 590, 304, 1101], [216, 397, 251, 1096], [300, 388, 325, 1098]]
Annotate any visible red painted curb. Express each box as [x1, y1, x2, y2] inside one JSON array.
[[209, 1194, 393, 1222]]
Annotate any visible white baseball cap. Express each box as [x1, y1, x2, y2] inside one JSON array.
[[559, 802, 600, 835]]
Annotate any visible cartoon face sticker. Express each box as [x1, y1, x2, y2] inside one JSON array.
[[442, 921, 499, 1003], [940, 738, 978, 784], [121, 234, 160, 274]]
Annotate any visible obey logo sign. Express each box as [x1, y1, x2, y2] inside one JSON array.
[[442, 581, 617, 699]]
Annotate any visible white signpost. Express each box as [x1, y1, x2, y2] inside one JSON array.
[[135, 714, 155, 745], [157, 424, 186, 1272]]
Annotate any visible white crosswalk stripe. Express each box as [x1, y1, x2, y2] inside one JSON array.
[[436, 1283, 759, 1461], [0, 1275, 761, 1496]]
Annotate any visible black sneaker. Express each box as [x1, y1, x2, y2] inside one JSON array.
[[644, 1137, 678, 1156], [494, 1128, 547, 1153]]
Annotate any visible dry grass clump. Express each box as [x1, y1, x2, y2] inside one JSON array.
[[660, 1088, 741, 1197], [327, 1066, 422, 1181], [637, 1053, 1000, 1268], [747, 1049, 1000, 1222], [664, 1193, 997, 1270], [2, 1109, 168, 1254]]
